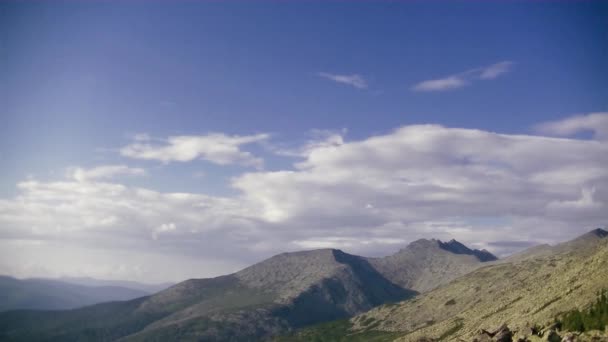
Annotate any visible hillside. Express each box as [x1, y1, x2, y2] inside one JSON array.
[[0, 276, 149, 312], [0, 239, 491, 341], [344, 228, 608, 341]]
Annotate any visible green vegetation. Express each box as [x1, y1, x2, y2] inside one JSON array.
[[273, 319, 405, 342], [557, 289, 608, 332]]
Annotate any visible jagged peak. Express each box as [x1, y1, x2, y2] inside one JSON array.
[[587, 227, 608, 238], [438, 239, 498, 262], [569, 227, 608, 244]]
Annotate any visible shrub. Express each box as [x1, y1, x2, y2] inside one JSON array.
[[557, 289, 608, 332]]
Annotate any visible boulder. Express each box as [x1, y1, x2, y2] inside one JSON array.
[[494, 325, 513, 342], [544, 329, 562, 342], [561, 332, 576, 342]]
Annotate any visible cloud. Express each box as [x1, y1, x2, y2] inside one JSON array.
[[412, 76, 468, 92], [535, 112, 608, 140], [69, 165, 146, 182], [120, 133, 269, 168], [412, 61, 513, 92], [318, 72, 368, 89], [1, 116, 607, 282], [479, 61, 513, 79], [273, 129, 346, 157]]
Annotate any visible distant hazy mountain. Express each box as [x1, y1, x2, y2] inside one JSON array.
[[0, 276, 149, 312], [307, 228, 608, 342], [0, 238, 494, 341], [56, 277, 173, 294]]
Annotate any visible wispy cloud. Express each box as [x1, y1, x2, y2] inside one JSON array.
[[412, 61, 513, 92], [120, 133, 269, 168], [479, 61, 513, 80], [318, 72, 368, 89]]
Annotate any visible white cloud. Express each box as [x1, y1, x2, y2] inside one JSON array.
[[318, 72, 368, 89], [1, 115, 607, 282], [535, 112, 608, 140], [412, 61, 513, 92], [69, 165, 146, 182], [412, 76, 468, 92], [479, 61, 513, 79], [273, 129, 346, 158], [120, 133, 269, 168], [152, 222, 177, 240]]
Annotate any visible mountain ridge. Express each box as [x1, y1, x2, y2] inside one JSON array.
[[0, 237, 492, 341], [6, 231, 605, 342], [0, 275, 150, 312]]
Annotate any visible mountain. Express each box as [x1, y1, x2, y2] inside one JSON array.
[[0, 239, 491, 341], [317, 228, 608, 342], [437, 239, 497, 262], [367, 238, 496, 292], [0, 276, 149, 312], [56, 277, 173, 294]]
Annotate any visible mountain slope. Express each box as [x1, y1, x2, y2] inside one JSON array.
[[0, 249, 416, 341], [367, 238, 496, 292], [0, 239, 496, 341], [0, 276, 149, 312], [347, 228, 608, 341]]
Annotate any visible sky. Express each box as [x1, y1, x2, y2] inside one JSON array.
[[0, 1, 607, 283]]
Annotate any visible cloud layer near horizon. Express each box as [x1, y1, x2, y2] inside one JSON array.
[[0, 113, 606, 282]]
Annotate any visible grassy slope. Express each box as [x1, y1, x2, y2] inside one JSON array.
[[347, 237, 608, 341], [273, 319, 406, 342]]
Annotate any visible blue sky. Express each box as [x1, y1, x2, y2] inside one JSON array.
[[1, 1, 607, 282]]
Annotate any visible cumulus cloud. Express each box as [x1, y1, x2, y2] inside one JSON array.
[[535, 112, 608, 140], [0, 173, 256, 281], [120, 133, 269, 168], [69, 165, 146, 182], [318, 72, 368, 89], [1, 116, 607, 281], [412, 61, 513, 92]]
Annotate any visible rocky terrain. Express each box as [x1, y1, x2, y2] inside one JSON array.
[[0, 238, 494, 341], [342, 228, 608, 342]]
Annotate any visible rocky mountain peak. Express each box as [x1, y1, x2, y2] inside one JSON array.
[[588, 227, 608, 238], [438, 239, 497, 262]]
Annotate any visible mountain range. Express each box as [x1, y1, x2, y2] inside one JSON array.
[[1, 230, 606, 341], [0, 276, 153, 312]]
